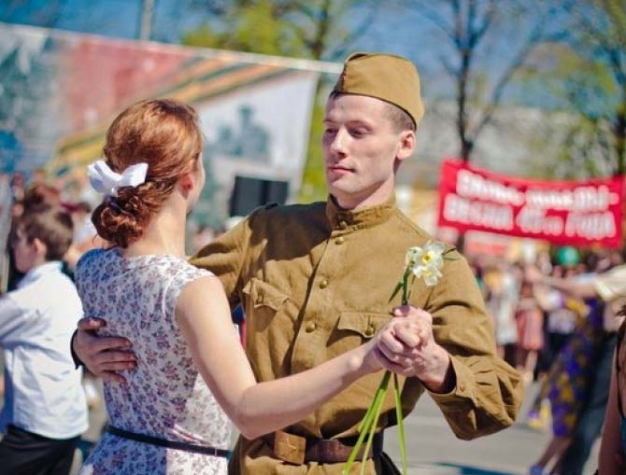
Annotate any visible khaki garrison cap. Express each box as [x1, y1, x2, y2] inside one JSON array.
[[332, 52, 425, 127]]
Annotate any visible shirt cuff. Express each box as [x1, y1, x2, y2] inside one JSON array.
[[426, 356, 477, 405]]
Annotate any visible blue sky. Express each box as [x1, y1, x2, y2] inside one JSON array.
[[1, 0, 229, 43]]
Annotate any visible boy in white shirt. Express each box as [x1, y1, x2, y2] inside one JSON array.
[[0, 204, 88, 475]]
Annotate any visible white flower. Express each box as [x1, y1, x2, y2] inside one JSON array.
[[405, 241, 445, 287]]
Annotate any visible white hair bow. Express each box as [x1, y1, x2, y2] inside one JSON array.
[[87, 160, 148, 197]]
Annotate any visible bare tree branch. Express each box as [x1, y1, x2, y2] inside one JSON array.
[[439, 54, 458, 76], [470, 2, 562, 140], [467, 1, 494, 49], [408, 0, 458, 44], [330, 1, 382, 61]]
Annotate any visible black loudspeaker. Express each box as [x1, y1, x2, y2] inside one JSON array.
[[229, 176, 289, 217]]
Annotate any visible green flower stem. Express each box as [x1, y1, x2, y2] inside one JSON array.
[[393, 373, 407, 474], [342, 371, 391, 475], [396, 284, 409, 475], [344, 252, 421, 475], [356, 383, 379, 433], [359, 376, 389, 475]]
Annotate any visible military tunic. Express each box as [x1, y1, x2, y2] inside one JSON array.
[[190, 197, 522, 475]]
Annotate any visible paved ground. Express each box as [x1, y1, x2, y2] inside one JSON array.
[[382, 381, 600, 475], [71, 380, 601, 474]]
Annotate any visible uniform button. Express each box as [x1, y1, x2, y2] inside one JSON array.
[[336, 237, 344, 245], [459, 383, 466, 392], [364, 325, 375, 337], [305, 322, 317, 332], [319, 279, 329, 289], [339, 220, 348, 229]]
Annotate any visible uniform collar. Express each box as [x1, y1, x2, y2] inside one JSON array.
[[326, 194, 397, 231]]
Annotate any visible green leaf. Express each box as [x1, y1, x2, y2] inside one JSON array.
[[401, 267, 412, 305], [405, 274, 416, 305], [388, 280, 403, 304], [442, 248, 459, 261]]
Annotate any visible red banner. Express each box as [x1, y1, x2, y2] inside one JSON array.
[[437, 159, 626, 248]]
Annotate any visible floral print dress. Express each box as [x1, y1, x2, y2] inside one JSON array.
[[75, 249, 231, 475], [547, 297, 605, 437]]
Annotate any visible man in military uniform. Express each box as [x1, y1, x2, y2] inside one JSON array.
[[73, 52, 522, 474]]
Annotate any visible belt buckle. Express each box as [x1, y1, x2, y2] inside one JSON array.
[[273, 430, 306, 465]]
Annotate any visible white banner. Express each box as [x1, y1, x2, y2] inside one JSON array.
[[0, 23, 329, 223]]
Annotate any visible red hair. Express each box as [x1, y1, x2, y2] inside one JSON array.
[[91, 99, 202, 248]]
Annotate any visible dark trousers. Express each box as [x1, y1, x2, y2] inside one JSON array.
[[560, 332, 616, 475], [0, 424, 80, 475]]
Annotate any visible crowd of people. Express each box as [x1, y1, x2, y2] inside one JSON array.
[[0, 50, 624, 475], [470, 246, 626, 475]]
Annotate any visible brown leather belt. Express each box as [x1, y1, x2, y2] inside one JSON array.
[[270, 430, 384, 465]]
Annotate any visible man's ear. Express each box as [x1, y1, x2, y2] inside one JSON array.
[[396, 130, 416, 162], [32, 237, 47, 258]]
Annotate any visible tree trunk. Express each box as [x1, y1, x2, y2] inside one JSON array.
[[614, 90, 626, 176]]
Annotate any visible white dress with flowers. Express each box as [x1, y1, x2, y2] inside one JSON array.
[[75, 249, 231, 475]]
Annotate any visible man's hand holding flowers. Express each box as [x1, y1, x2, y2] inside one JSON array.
[[377, 305, 456, 394], [355, 309, 449, 380], [373, 313, 421, 373]]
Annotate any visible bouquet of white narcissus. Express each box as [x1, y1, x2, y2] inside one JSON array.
[[343, 241, 452, 475]]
